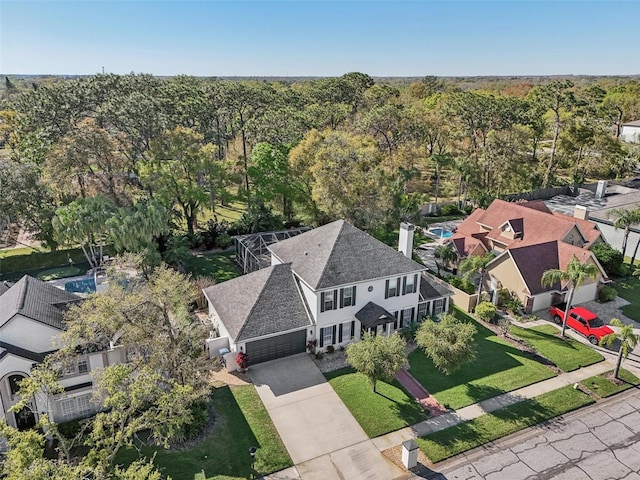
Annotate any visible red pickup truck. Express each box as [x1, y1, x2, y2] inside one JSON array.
[[548, 304, 614, 344]]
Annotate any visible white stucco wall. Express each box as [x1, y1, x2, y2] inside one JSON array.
[[1, 315, 62, 352]]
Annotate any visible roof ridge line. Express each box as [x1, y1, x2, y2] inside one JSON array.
[[235, 266, 278, 342], [315, 220, 344, 290]]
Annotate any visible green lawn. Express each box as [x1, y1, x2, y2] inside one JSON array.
[[117, 385, 291, 480], [197, 202, 248, 226], [581, 369, 640, 398], [0, 246, 88, 278], [184, 251, 242, 282], [613, 276, 640, 321], [36, 266, 84, 281], [510, 324, 604, 372], [416, 386, 594, 463], [408, 311, 555, 410], [325, 368, 428, 438]]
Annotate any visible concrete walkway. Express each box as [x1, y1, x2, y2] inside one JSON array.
[[250, 354, 405, 480], [372, 360, 615, 452]]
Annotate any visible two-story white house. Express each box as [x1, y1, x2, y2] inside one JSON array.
[[203, 220, 453, 365], [0, 276, 125, 429]]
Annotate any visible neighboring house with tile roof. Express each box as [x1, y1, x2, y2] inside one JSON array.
[[204, 221, 453, 366], [0, 276, 125, 430], [449, 199, 608, 313]]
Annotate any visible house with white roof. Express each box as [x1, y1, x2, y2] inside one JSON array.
[[620, 120, 640, 143], [0, 276, 124, 429], [203, 221, 453, 366]]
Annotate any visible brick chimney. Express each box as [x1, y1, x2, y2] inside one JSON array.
[[398, 222, 415, 258], [573, 205, 589, 220]]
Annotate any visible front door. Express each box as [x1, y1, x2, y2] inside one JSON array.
[[14, 405, 36, 430]]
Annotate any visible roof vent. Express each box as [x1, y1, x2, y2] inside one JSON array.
[[304, 251, 308, 256]]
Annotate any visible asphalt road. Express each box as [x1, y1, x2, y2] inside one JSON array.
[[413, 388, 640, 480]]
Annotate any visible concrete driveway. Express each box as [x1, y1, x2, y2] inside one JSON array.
[[250, 354, 405, 480]]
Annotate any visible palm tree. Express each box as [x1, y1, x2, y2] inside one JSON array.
[[433, 244, 457, 275], [610, 208, 640, 263], [599, 318, 640, 379], [541, 255, 599, 338], [459, 253, 495, 299]]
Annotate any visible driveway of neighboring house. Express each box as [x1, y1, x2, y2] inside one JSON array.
[[535, 297, 640, 329], [249, 354, 405, 480]]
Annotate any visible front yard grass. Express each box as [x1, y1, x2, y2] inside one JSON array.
[[613, 276, 640, 322], [408, 311, 555, 410], [581, 369, 640, 398], [416, 386, 594, 463], [183, 251, 242, 282], [117, 385, 291, 480], [325, 367, 428, 438], [510, 324, 604, 372]]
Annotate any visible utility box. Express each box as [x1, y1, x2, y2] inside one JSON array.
[[401, 439, 419, 469]]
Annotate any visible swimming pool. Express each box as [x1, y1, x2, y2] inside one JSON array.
[[428, 227, 453, 239], [64, 278, 96, 293]]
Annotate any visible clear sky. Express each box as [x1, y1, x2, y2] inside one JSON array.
[[1, 1, 638, 77]]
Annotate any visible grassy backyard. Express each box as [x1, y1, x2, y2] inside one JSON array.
[[613, 276, 640, 321], [510, 324, 604, 372], [0, 246, 89, 280], [183, 251, 242, 282], [416, 386, 593, 463], [581, 369, 640, 398], [117, 385, 291, 480], [408, 312, 555, 410], [325, 368, 428, 438]]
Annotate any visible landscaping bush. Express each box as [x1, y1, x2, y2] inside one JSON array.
[[496, 288, 511, 307], [174, 398, 210, 443], [504, 297, 523, 314], [474, 301, 497, 322], [598, 285, 618, 303], [200, 219, 231, 249], [326, 345, 335, 354], [400, 321, 420, 341], [447, 276, 476, 294], [440, 204, 462, 216], [591, 242, 625, 277], [214, 233, 233, 249], [57, 418, 85, 439]]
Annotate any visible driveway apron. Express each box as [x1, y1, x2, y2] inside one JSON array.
[[250, 354, 405, 480]]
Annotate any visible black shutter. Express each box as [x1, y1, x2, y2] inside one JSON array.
[[351, 320, 355, 338], [319, 328, 324, 347], [338, 323, 343, 343], [333, 290, 338, 310], [411, 307, 415, 323], [352, 286, 356, 306], [332, 325, 337, 345], [385, 279, 389, 299], [396, 278, 401, 297], [382, 322, 387, 332], [320, 292, 326, 313], [402, 276, 407, 295], [414, 274, 418, 293], [393, 311, 398, 329], [340, 288, 344, 308]]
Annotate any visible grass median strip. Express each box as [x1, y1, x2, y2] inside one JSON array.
[[416, 386, 594, 463], [510, 324, 604, 372], [325, 367, 428, 438], [581, 369, 640, 398]]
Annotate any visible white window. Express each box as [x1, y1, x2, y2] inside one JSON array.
[[403, 275, 417, 295], [418, 302, 428, 321], [340, 286, 356, 308], [341, 322, 352, 341], [386, 278, 400, 298], [321, 290, 336, 312], [78, 359, 89, 374], [433, 298, 445, 315], [401, 308, 414, 328], [76, 395, 92, 416], [323, 327, 333, 346], [60, 399, 76, 420], [64, 363, 76, 376]]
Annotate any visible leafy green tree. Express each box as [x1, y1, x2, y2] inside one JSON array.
[[591, 240, 624, 276], [609, 207, 640, 262], [248, 142, 296, 220], [599, 318, 640, 379], [346, 332, 407, 392], [541, 255, 599, 337], [458, 253, 495, 298], [474, 301, 497, 322], [415, 313, 477, 375], [433, 244, 457, 275], [141, 126, 217, 234], [53, 195, 115, 267]]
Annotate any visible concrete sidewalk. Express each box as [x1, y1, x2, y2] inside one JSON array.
[[372, 359, 614, 451]]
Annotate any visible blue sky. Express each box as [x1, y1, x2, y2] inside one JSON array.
[[1, 1, 638, 76]]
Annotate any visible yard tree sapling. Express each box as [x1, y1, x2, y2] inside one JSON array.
[[599, 318, 640, 380], [346, 332, 407, 393], [416, 313, 477, 375]]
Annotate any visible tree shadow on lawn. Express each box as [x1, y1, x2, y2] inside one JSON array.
[[408, 321, 553, 406], [116, 386, 278, 480]]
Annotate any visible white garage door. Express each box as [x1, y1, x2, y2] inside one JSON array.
[[571, 283, 598, 305]]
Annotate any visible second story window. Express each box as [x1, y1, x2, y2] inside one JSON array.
[[385, 278, 401, 299], [340, 286, 356, 308], [403, 274, 418, 295], [321, 290, 337, 312]]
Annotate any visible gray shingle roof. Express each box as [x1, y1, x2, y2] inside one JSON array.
[[203, 263, 312, 342], [268, 220, 425, 289], [0, 275, 81, 330], [355, 302, 395, 329], [419, 273, 454, 301], [0, 282, 10, 296], [0, 341, 51, 363]]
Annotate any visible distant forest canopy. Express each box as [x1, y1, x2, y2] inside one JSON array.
[[0, 72, 639, 249]]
